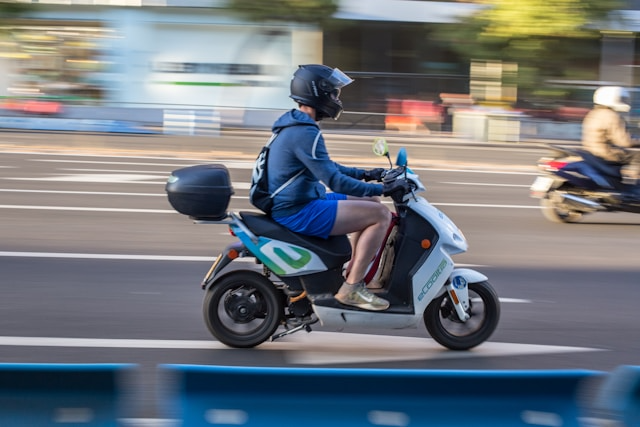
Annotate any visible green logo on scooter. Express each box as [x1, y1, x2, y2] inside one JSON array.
[[273, 246, 312, 269], [257, 239, 327, 276], [418, 259, 448, 301]]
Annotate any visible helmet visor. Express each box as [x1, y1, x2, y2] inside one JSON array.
[[327, 68, 354, 89]]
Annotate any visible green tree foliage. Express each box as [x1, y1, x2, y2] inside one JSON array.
[[0, 0, 30, 19], [0, 1, 31, 35], [436, 0, 624, 100], [477, 0, 619, 39], [226, 0, 338, 24]]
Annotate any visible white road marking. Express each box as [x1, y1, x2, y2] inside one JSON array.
[[442, 181, 531, 188], [276, 332, 605, 365], [422, 168, 537, 175], [28, 157, 537, 173], [30, 158, 254, 169], [0, 201, 540, 211], [31, 159, 198, 167], [0, 250, 524, 302], [0, 183, 246, 192], [8, 173, 167, 183], [0, 189, 163, 196], [434, 203, 539, 209], [231, 182, 251, 190], [0, 332, 603, 365], [498, 298, 531, 303], [60, 168, 173, 174], [0, 336, 226, 349], [0, 251, 486, 270], [0, 205, 175, 213], [0, 251, 211, 261]]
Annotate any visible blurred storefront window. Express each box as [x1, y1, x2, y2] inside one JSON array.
[[0, 24, 117, 112]]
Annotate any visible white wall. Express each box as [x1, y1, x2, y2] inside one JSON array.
[[104, 9, 322, 110]]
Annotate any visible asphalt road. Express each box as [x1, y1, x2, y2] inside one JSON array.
[[1, 130, 638, 419]]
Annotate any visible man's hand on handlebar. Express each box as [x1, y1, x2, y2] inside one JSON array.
[[383, 178, 410, 202]]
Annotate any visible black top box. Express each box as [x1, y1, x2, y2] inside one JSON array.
[[166, 164, 234, 220]]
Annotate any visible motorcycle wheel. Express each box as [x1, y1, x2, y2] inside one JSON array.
[[424, 280, 500, 351], [540, 196, 583, 223], [203, 271, 283, 348]]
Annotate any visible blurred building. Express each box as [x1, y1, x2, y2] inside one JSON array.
[[1, 0, 640, 129], [0, 1, 322, 116]]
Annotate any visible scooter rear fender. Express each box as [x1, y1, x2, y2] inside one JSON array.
[[201, 241, 246, 289]]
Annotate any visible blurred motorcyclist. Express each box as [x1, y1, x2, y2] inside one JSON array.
[[581, 86, 640, 192]]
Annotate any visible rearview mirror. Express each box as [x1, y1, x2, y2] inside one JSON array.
[[372, 137, 388, 157]]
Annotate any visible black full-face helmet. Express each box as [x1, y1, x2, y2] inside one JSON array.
[[290, 64, 354, 120]]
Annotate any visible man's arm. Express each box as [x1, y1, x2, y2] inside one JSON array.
[[609, 114, 633, 149]]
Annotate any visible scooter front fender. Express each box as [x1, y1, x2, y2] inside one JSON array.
[[450, 268, 488, 284], [445, 268, 489, 321]]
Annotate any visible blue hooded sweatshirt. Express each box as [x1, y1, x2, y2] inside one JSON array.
[[268, 109, 383, 217]]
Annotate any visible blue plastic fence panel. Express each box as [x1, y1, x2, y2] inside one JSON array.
[[592, 365, 640, 426], [0, 363, 136, 426], [159, 364, 603, 427]]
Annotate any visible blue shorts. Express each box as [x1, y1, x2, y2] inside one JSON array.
[[273, 193, 347, 239]]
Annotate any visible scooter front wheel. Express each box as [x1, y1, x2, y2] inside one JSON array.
[[424, 280, 500, 351], [540, 195, 583, 223], [203, 271, 284, 348]]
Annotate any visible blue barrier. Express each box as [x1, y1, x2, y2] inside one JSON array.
[[592, 365, 640, 426], [159, 364, 604, 427], [0, 363, 135, 426], [1, 363, 635, 426]]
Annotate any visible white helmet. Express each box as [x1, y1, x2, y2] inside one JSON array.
[[593, 86, 631, 113]]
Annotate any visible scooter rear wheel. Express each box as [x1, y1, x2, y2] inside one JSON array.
[[203, 271, 283, 348], [424, 280, 500, 351]]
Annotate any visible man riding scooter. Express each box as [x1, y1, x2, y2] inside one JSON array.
[[581, 86, 640, 200]]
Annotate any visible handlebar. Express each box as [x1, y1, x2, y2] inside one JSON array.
[[382, 166, 416, 202]]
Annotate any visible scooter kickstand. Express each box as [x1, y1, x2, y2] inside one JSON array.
[[271, 319, 317, 342]]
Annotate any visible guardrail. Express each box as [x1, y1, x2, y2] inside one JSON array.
[[0, 363, 135, 426], [1, 363, 638, 426], [591, 364, 640, 426], [158, 364, 603, 427]]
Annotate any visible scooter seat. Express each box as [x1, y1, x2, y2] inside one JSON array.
[[239, 211, 352, 269]]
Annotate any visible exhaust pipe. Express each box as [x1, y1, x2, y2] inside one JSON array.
[[561, 193, 605, 211]]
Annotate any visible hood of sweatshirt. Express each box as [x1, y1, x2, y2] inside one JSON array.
[[272, 109, 319, 133]]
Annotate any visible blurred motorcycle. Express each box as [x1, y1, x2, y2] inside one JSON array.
[[530, 144, 640, 223]]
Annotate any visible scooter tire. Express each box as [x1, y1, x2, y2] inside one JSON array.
[[424, 280, 500, 351], [540, 196, 583, 223], [203, 270, 283, 348]]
